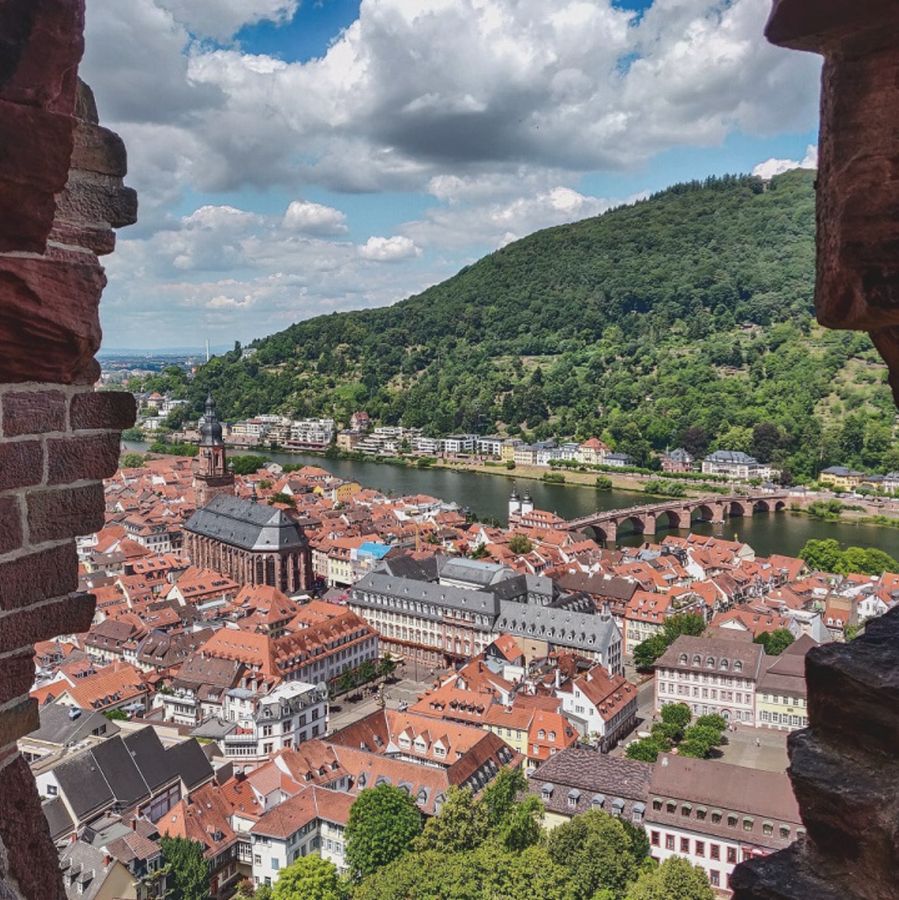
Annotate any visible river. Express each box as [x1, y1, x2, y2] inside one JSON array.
[[124, 443, 899, 559]]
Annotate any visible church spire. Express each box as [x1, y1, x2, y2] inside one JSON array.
[[194, 392, 233, 507]]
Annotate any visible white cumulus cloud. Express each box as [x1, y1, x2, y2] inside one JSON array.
[[358, 235, 422, 262], [282, 200, 348, 235], [752, 144, 818, 180]]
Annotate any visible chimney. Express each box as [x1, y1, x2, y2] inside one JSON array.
[[103, 854, 111, 868]]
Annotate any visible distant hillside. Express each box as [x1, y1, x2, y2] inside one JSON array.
[[143, 170, 898, 480]]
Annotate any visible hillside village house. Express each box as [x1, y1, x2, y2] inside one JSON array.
[[654, 635, 766, 724], [557, 665, 638, 750], [702, 451, 777, 481], [755, 637, 814, 731], [645, 754, 803, 893], [661, 448, 695, 473], [818, 466, 866, 490]]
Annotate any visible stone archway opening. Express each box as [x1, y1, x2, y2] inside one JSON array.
[[691, 504, 715, 523], [753, 499, 771, 514], [729, 500, 748, 518], [655, 509, 683, 532]]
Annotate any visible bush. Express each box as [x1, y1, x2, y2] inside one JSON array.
[[543, 472, 565, 484], [595, 476, 613, 491]]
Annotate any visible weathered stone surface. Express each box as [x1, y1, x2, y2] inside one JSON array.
[[0, 754, 66, 900], [805, 622, 899, 756], [0, 250, 105, 384], [0, 97, 74, 253], [1, 389, 66, 436], [766, 0, 899, 53], [0, 0, 84, 112], [70, 389, 136, 431], [0, 441, 42, 491], [47, 432, 121, 484], [765, 1, 899, 402], [56, 171, 138, 232], [27, 483, 105, 543], [0, 544, 78, 612], [0, 497, 22, 556], [0, 698, 38, 748], [731, 843, 850, 900], [0, 652, 36, 706], [71, 120, 127, 177], [0, 592, 95, 655]]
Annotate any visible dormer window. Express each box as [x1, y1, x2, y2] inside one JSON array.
[[692, 655, 701, 666], [706, 656, 715, 668], [538, 729, 546, 740], [719, 659, 729, 670], [734, 661, 743, 673], [679, 654, 688, 665]]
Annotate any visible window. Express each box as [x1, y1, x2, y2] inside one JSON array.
[[743, 818, 754, 832], [762, 822, 774, 836], [710, 870, 720, 887], [779, 826, 791, 840], [727, 847, 737, 864], [47, 785, 57, 796], [652, 799, 663, 812], [727, 815, 738, 828], [271, 859, 280, 871], [710, 844, 720, 861], [680, 837, 689, 853], [695, 841, 705, 857], [665, 835, 675, 850], [711, 811, 722, 825]]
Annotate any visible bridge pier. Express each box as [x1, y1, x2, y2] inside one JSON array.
[[642, 514, 656, 535], [710, 502, 725, 525]]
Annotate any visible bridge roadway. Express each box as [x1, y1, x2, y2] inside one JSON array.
[[565, 493, 790, 542]]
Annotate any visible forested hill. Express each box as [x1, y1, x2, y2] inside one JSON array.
[[150, 169, 898, 479]]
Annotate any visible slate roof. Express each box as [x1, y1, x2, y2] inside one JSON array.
[[43, 796, 75, 841], [28, 704, 119, 747], [90, 736, 149, 807], [164, 739, 215, 790], [528, 747, 652, 820], [495, 601, 620, 655], [54, 753, 115, 820], [184, 493, 308, 552], [122, 728, 176, 792]]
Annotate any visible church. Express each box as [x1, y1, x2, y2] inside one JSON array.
[[183, 395, 312, 595]]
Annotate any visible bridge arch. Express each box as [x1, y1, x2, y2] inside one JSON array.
[[728, 499, 748, 518], [774, 499, 787, 512], [655, 509, 684, 531], [616, 515, 647, 536], [753, 499, 771, 514], [691, 504, 716, 523], [583, 524, 614, 545]]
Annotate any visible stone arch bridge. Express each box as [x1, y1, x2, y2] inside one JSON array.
[[566, 494, 790, 544]]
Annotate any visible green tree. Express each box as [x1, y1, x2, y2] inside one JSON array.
[[662, 614, 706, 643], [414, 786, 486, 853], [633, 634, 669, 670], [103, 708, 128, 721], [481, 766, 529, 829], [229, 454, 268, 475], [595, 475, 613, 491], [694, 714, 726, 731], [160, 836, 210, 900], [271, 855, 342, 900], [481, 845, 579, 900], [660, 703, 692, 730], [798, 539, 843, 573], [754, 628, 795, 655], [378, 656, 397, 679], [625, 856, 714, 900], [626, 739, 662, 762], [495, 795, 544, 852], [508, 534, 533, 555], [546, 810, 648, 898], [120, 451, 145, 468], [345, 784, 423, 879]]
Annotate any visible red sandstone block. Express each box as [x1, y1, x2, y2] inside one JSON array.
[[27, 483, 104, 543], [70, 390, 136, 431], [0, 698, 38, 747], [0, 0, 84, 113], [0, 543, 77, 612], [0, 97, 75, 253], [0, 591, 95, 654], [1, 390, 66, 436], [0, 252, 105, 385], [47, 432, 120, 484], [0, 496, 23, 555], [0, 440, 43, 491], [0, 652, 37, 706], [0, 754, 66, 900], [71, 120, 127, 177]]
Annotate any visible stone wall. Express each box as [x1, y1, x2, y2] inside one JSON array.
[[0, 2, 136, 897], [732, 3, 899, 898]]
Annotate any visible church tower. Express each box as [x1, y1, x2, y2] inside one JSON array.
[[193, 393, 235, 508]]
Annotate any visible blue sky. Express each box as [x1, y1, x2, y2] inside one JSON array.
[[81, 0, 821, 349]]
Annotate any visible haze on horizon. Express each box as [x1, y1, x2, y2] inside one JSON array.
[[82, 0, 822, 351]]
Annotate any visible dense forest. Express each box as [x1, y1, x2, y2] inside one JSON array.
[[141, 169, 898, 481]]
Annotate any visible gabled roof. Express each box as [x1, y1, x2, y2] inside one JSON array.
[[184, 494, 308, 552]]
